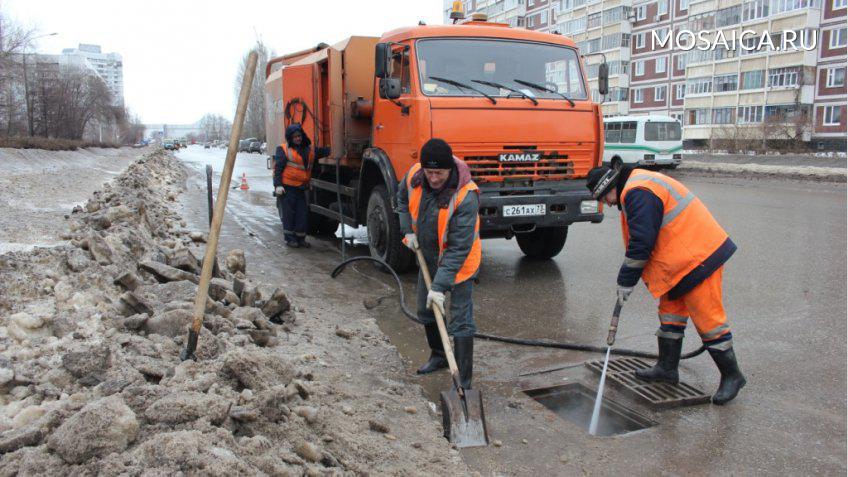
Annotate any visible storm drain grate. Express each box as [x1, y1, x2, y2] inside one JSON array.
[[585, 357, 710, 409]]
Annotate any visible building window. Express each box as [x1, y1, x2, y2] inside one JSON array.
[[742, 0, 769, 21], [687, 109, 711, 125], [826, 67, 847, 88], [655, 85, 667, 101], [680, 0, 689, 9], [830, 28, 847, 49], [712, 107, 734, 124], [687, 77, 713, 94], [675, 83, 686, 99], [768, 67, 799, 87], [653, 27, 670, 49], [737, 106, 764, 123], [674, 54, 687, 71], [771, 0, 821, 15], [658, 0, 669, 15], [635, 4, 648, 20], [714, 45, 736, 60], [835, 0, 848, 8], [635, 32, 646, 49], [588, 12, 602, 28], [714, 74, 739, 92], [635, 60, 645, 76], [765, 104, 808, 120], [541, 10, 548, 24], [823, 105, 843, 125], [656, 56, 667, 73], [741, 70, 766, 89], [688, 12, 715, 31], [634, 88, 645, 103], [716, 5, 741, 27]]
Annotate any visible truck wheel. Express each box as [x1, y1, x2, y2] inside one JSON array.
[[366, 185, 413, 272], [515, 226, 568, 260]]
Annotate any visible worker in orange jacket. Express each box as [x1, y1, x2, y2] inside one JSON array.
[[273, 124, 328, 248], [586, 165, 746, 405], [397, 138, 482, 389]]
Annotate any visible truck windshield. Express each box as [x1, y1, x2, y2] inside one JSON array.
[[644, 122, 682, 141], [416, 38, 587, 100]]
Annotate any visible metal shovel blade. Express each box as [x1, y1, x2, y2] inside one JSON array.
[[440, 388, 489, 448]]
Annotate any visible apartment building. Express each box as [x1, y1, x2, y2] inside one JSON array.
[[813, 0, 847, 148], [444, 0, 846, 147], [61, 44, 124, 106]]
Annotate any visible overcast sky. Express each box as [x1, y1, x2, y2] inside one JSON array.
[[6, 0, 444, 125]]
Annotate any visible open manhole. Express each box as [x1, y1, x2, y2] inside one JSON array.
[[585, 357, 711, 409], [524, 383, 655, 437]]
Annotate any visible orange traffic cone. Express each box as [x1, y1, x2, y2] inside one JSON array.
[[239, 173, 250, 191]]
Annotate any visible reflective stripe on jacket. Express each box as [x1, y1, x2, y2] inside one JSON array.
[[404, 162, 482, 285], [281, 144, 312, 187], [620, 169, 729, 298]]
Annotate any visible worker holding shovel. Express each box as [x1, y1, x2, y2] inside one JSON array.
[[397, 138, 482, 389], [586, 165, 746, 405]]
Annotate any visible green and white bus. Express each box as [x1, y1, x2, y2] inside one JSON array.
[[602, 115, 683, 170]]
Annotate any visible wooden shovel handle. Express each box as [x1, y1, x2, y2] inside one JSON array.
[[415, 248, 463, 391]]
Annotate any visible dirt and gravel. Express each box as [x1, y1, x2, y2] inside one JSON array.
[[0, 149, 467, 475]]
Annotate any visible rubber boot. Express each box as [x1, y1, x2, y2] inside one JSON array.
[[708, 346, 746, 405], [416, 324, 448, 375], [635, 337, 682, 383], [454, 336, 474, 390]]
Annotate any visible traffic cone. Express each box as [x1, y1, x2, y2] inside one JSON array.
[[239, 173, 250, 191]]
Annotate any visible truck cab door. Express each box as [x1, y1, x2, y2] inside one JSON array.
[[372, 44, 415, 173]]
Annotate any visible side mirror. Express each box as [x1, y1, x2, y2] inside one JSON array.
[[379, 78, 401, 100], [598, 62, 609, 96], [375, 43, 390, 78]]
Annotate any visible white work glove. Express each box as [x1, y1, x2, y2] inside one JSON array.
[[274, 186, 285, 196], [617, 286, 633, 306], [403, 233, 418, 250], [426, 290, 446, 315]]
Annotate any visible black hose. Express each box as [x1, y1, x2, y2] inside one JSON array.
[[330, 256, 705, 360]]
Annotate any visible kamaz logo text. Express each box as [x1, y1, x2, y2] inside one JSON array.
[[499, 153, 541, 163]]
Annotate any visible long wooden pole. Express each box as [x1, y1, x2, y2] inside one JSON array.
[[181, 51, 258, 361]]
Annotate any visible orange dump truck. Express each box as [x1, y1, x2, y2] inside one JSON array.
[[265, 16, 606, 271]]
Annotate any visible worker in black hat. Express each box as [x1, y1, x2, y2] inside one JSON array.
[[586, 165, 745, 405], [396, 138, 482, 389]]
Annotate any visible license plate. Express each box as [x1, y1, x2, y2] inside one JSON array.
[[503, 204, 546, 217]]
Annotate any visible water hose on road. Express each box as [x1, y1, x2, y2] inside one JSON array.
[[330, 256, 706, 360]]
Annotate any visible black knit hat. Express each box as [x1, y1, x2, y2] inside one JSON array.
[[586, 166, 619, 199], [420, 138, 454, 169]]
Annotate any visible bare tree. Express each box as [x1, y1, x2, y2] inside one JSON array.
[[199, 113, 231, 141], [0, 7, 35, 136], [234, 40, 272, 141]]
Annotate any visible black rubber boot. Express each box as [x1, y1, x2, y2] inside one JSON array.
[[708, 346, 746, 405], [454, 336, 474, 390], [416, 324, 448, 375], [635, 337, 682, 383]]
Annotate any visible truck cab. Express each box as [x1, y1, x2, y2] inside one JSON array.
[[264, 18, 605, 271]]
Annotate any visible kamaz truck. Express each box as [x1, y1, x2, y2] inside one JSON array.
[[264, 13, 607, 271]]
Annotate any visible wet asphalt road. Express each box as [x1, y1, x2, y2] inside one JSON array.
[[177, 146, 846, 475]]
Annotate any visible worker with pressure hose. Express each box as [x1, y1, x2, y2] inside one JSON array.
[[273, 124, 328, 248], [397, 138, 481, 390], [586, 165, 746, 405]]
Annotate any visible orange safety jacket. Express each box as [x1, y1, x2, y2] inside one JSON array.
[[280, 144, 312, 187], [620, 169, 729, 298], [404, 163, 482, 285]]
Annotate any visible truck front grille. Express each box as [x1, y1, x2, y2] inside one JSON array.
[[452, 144, 597, 184]]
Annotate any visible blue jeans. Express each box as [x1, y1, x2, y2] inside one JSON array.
[[276, 188, 308, 243], [416, 274, 476, 338]]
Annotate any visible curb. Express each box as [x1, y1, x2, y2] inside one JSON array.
[[676, 161, 847, 183]]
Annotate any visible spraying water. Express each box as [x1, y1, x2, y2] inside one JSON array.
[[588, 346, 612, 436]]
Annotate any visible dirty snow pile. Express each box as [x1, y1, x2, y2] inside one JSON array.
[[0, 150, 464, 475]]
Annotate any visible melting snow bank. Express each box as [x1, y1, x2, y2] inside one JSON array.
[[0, 149, 466, 475], [679, 161, 846, 182]]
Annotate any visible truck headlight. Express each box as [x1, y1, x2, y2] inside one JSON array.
[[580, 200, 599, 214]]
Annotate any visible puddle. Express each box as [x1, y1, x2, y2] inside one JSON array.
[[524, 383, 655, 437]]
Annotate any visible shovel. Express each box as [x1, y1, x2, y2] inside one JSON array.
[[414, 248, 489, 448]]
